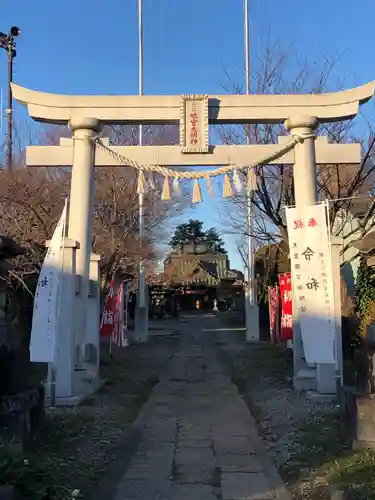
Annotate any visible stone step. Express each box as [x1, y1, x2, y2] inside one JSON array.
[[294, 367, 317, 391]]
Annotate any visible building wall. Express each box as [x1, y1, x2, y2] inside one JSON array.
[[334, 210, 375, 296]]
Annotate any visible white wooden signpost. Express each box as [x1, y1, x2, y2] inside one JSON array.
[[286, 203, 336, 365]]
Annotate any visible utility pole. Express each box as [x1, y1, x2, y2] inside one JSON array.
[[0, 27, 20, 172], [243, 0, 259, 341], [138, 0, 145, 307], [135, 0, 148, 342], [7, 43, 13, 172]]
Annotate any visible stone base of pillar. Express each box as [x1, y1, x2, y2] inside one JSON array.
[[294, 366, 317, 391], [45, 390, 86, 407], [133, 306, 149, 343], [245, 303, 259, 342], [294, 363, 337, 395], [131, 288, 149, 343], [44, 368, 104, 407], [83, 253, 101, 375], [43, 240, 104, 407], [317, 362, 337, 395]]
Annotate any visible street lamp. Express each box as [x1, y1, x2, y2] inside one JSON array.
[[0, 26, 20, 172]]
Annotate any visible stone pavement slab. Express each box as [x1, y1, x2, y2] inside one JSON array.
[[221, 472, 276, 500], [113, 315, 291, 500], [170, 484, 217, 500], [216, 454, 263, 473]]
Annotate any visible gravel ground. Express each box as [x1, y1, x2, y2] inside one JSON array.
[[214, 327, 367, 500]]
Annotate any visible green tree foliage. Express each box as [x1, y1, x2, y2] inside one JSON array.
[[170, 219, 227, 254], [354, 256, 375, 336]]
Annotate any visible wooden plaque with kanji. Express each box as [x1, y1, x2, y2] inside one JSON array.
[[180, 94, 209, 153]]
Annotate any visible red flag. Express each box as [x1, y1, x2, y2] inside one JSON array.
[[279, 273, 293, 341], [268, 286, 279, 344], [100, 278, 115, 338]]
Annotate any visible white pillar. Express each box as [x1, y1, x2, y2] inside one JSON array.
[[84, 253, 101, 374], [285, 115, 339, 395], [245, 293, 259, 341], [68, 117, 100, 365], [53, 238, 78, 402], [330, 236, 344, 388], [315, 237, 343, 395], [134, 285, 149, 343], [285, 115, 320, 391], [284, 115, 318, 207]]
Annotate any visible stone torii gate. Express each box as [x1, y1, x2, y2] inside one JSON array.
[[12, 82, 375, 404]]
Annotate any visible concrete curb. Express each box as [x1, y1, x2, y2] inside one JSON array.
[[234, 389, 293, 500], [91, 364, 170, 500]]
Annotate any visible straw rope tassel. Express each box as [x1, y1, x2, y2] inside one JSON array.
[[148, 172, 156, 190], [137, 169, 146, 194], [206, 176, 215, 198], [247, 168, 257, 191], [223, 174, 233, 198], [173, 177, 181, 197], [161, 176, 171, 200], [192, 179, 202, 204], [233, 167, 242, 193]]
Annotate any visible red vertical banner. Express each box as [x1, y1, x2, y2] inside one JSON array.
[[124, 283, 129, 332], [279, 273, 293, 341], [100, 278, 115, 339], [268, 286, 279, 344], [111, 283, 129, 349]]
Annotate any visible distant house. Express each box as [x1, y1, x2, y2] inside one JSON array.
[[333, 198, 375, 295]]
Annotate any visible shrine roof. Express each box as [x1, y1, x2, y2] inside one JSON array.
[[197, 261, 218, 278]]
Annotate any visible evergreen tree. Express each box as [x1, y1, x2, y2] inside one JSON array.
[[354, 256, 375, 336], [170, 220, 227, 254]]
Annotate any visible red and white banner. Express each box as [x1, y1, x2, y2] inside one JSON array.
[[268, 286, 279, 344], [112, 283, 128, 349], [100, 278, 115, 339], [100, 279, 128, 349], [279, 273, 293, 341]]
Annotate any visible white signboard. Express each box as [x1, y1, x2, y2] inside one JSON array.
[[30, 201, 67, 363], [286, 203, 336, 364], [179, 94, 209, 153]]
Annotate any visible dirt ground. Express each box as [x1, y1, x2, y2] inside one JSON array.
[[1, 333, 179, 500], [215, 326, 375, 500]]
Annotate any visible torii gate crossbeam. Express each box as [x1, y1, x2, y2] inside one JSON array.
[[12, 82, 375, 125]]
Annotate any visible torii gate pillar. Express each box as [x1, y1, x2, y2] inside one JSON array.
[[68, 117, 101, 367], [285, 114, 336, 395], [285, 115, 318, 206]]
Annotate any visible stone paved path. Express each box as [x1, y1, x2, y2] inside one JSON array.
[[114, 315, 291, 500]]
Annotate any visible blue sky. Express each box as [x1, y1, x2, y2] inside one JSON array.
[[1, 0, 375, 270]]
